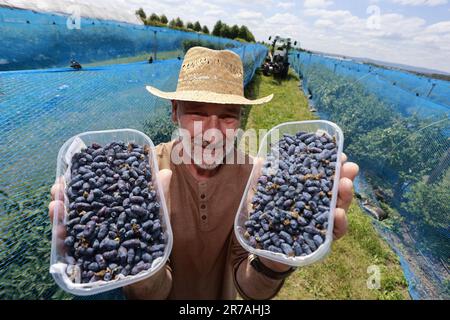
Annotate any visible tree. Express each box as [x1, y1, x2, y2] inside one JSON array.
[[169, 19, 177, 28], [220, 24, 231, 39], [175, 17, 184, 28], [160, 14, 168, 25], [193, 21, 202, 32], [238, 25, 255, 42], [202, 25, 210, 34], [186, 21, 194, 30], [230, 24, 240, 39], [212, 20, 223, 36], [238, 25, 248, 40], [135, 8, 146, 23], [247, 32, 255, 42], [149, 13, 160, 23]]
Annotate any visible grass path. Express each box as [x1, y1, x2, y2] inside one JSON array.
[[242, 69, 409, 299]]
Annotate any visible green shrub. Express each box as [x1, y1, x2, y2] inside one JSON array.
[[142, 104, 177, 145], [0, 184, 72, 299]]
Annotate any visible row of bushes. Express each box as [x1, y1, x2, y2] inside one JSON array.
[[301, 64, 450, 257]]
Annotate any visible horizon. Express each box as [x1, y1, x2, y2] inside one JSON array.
[[301, 48, 450, 76]]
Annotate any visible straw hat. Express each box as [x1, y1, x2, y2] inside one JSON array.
[[146, 46, 273, 105]]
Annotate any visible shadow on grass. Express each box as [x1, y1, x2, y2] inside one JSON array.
[[270, 71, 298, 86]]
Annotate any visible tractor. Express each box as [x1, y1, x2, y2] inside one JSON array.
[[262, 36, 297, 79]]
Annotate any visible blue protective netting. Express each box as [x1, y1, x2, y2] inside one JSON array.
[[0, 6, 242, 71], [0, 7, 268, 299], [290, 50, 450, 300]]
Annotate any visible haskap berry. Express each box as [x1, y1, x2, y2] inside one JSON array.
[[64, 141, 165, 283], [243, 131, 338, 257]]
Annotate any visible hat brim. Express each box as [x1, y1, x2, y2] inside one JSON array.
[[145, 85, 273, 105]]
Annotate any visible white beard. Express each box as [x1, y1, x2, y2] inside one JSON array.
[[178, 129, 236, 171]]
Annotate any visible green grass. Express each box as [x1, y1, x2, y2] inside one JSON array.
[[242, 68, 409, 300], [242, 69, 316, 131]]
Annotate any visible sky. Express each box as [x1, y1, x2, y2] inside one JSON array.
[[3, 0, 450, 73]]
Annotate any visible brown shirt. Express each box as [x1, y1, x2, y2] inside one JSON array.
[[126, 140, 285, 300]]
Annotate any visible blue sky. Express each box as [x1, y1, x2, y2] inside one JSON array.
[[4, 0, 450, 72]]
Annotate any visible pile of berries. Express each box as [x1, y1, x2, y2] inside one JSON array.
[[244, 131, 338, 257], [63, 141, 165, 283]]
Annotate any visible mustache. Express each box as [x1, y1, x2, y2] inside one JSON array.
[[191, 137, 234, 149]]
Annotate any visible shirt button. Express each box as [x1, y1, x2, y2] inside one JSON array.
[[200, 194, 206, 199], [201, 215, 207, 220], [200, 204, 206, 210]]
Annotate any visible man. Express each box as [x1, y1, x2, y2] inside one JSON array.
[[49, 47, 359, 299]]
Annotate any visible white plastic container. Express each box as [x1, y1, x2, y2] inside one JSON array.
[[234, 120, 344, 267], [50, 129, 173, 296]]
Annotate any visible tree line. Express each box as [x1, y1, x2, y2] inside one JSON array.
[[135, 9, 256, 43]]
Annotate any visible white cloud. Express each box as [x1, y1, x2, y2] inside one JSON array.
[[305, 8, 355, 20], [210, 0, 275, 8], [376, 13, 426, 38], [303, 0, 334, 8], [235, 9, 263, 20], [391, 0, 448, 6], [294, 5, 450, 72], [305, 8, 426, 40], [314, 19, 334, 28], [204, 9, 227, 17], [277, 1, 296, 9], [424, 21, 450, 33], [266, 13, 301, 25]]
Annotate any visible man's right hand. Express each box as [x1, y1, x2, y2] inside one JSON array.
[[49, 177, 65, 222]]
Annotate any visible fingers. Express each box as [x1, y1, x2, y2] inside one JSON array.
[[253, 156, 265, 170], [337, 177, 354, 212], [50, 177, 67, 250], [157, 169, 172, 203], [56, 176, 66, 185], [49, 200, 65, 224], [51, 183, 65, 201], [51, 176, 66, 201], [50, 179, 66, 226], [251, 156, 265, 185], [340, 162, 359, 181], [57, 224, 66, 238], [246, 157, 265, 206], [333, 161, 358, 240], [333, 208, 348, 240], [341, 152, 347, 163], [55, 224, 68, 254]]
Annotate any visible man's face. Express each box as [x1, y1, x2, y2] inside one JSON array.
[[171, 100, 242, 170]]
